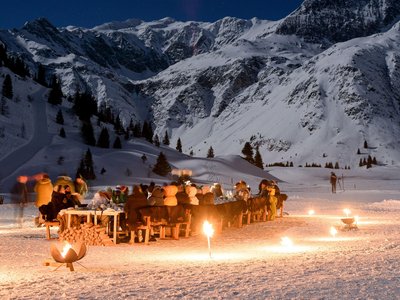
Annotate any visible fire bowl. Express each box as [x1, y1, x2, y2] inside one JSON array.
[[341, 217, 355, 226], [50, 242, 87, 271]]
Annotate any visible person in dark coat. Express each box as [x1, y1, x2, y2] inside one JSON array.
[[330, 172, 337, 193], [10, 175, 29, 226], [125, 185, 148, 229]]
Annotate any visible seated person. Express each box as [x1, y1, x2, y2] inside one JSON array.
[[88, 190, 112, 227], [234, 180, 250, 202], [112, 185, 126, 204], [125, 185, 148, 229]]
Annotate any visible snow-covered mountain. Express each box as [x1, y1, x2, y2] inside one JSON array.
[[1, 0, 400, 183]]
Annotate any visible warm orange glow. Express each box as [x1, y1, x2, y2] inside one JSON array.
[[330, 226, 338, 237], [343, 208, 351, 217], [308, 209, 315, 215], [203, 220, 214, 238], [61, 242, 72, 258], [280, 237, 293, 248]]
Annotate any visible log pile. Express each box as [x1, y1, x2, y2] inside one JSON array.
[[58, 223, 114, 246]]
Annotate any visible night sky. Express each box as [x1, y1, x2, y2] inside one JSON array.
[[0, 0, 303, 29]]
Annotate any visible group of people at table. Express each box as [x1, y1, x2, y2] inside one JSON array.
[[34, 173, 282, 240]]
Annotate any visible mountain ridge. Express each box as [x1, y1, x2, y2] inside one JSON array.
[[1, 0, 400, 172]]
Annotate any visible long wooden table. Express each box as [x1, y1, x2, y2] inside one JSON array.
[[63, 208, 124, 244]]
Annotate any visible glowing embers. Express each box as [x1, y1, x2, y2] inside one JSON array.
[[50, 241, 87, 271]]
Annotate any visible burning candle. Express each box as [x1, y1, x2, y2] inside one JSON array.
[[203, 221, 214, 258]]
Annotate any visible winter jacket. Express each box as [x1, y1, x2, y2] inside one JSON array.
[[148, 187, 164, 206], [124, 187, 148, 228], [34, 178, 53, 207]]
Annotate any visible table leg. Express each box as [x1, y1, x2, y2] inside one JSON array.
[[113, 214, 117, 244]]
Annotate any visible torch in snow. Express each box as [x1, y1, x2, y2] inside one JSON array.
[[203, 220, 214, 259]]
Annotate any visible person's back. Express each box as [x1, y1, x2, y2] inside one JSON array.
[[34, 174, 53, 208]]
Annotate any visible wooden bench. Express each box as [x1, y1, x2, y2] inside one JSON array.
[[45, 220, 60, 240], [160, 212, 192, 239], [130, 216, 151, 245]]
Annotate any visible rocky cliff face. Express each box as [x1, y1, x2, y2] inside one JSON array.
[[276, 0, 400, 43], [1, 1, 400, 166]]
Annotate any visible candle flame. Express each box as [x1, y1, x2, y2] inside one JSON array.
[[330, 226, 338, 237], [308, 209, 315, 215], [203, 221, 214, 238], [354, 215, 359, 224], [61, 242, 72, 258]]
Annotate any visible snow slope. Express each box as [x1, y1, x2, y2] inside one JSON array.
[[0, 166, 399, 299]]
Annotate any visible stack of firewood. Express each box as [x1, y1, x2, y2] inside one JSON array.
[[58, 223, 114, 246]]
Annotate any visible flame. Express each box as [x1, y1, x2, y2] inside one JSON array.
[[330, 226, 338, 237], [280, 237, 293, 248], [343, 208, 351, 217], [203, 220, 214, 238], [308, 209, 315, 215], [61, 242, 72, 258], [354, 215, 359, 224]]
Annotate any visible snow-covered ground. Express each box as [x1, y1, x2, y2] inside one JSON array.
[[1, 167, 399, 299]]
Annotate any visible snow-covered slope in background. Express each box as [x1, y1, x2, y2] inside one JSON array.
[[1, 0, 400, 189]]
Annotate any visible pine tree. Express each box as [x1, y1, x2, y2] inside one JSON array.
[[189, 150, 194, 156], [152, 152, 171, 176], [114, 115, 124, 135], [334, 162, 339, 169], [2, 74, 13, 99], [35, 63, 47, 86], [81, 120, 96, 146], [113, 136, 122, 149], [47, 75, 63, 105], [72, 90, 97, 121], [357, 148, 361, 155], [241, 142, 254, 164], [359, 158, 363, 167], [59, 127, 66, 138], [153, 134, 160, 147], [0, 96, 9, 116], [133, 122, 142, 137], [367, 155, 373, 168], [372, 156, 377, 165], [364, 140, 368, 149], [56, 109, 64, 125], [97, 127, 110, 148], [254, 148, 264, 169], [162, 131, 170, 145], [83, 148, 96, 180], [207, 146, 214, 158], [176, 138, 182, 152]]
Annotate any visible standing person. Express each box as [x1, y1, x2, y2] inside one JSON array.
[[10, 175, 29, 227], [34, 173, 53, 226], [266, 182, 278, 221], [330, 172, 337, 194]]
